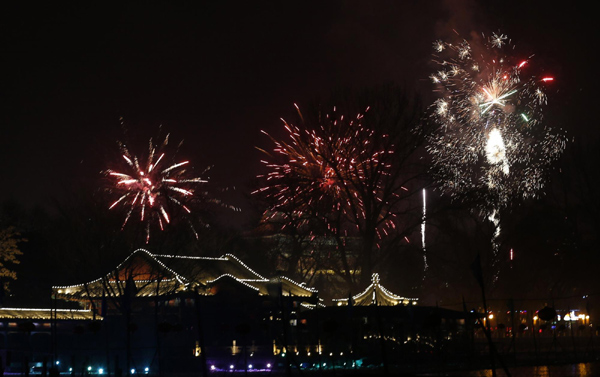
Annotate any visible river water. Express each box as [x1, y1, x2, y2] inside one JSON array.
[[430, 362, 600, 377]]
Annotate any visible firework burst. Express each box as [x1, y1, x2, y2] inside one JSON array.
[[105, 134, 208, 243], [254, 104, 409, 250], [428, 32, 566, 213], [255, 106, 357, 237]]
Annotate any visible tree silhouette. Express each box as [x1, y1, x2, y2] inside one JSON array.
[[256, 85, 430, 292], [0, 226, 25, 295]]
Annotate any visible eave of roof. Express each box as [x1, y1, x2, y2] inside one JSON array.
[[332, 273, 418, 306], [0, 308, 99, 321], [52, 249, 318, 299]]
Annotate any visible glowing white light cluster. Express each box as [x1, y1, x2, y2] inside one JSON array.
[[428, 32, 566, 213], [485, 128, 509, 175]]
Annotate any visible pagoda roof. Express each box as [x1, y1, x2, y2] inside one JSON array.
[[332, 273, 418, 306], [52, 248, 317, 301]]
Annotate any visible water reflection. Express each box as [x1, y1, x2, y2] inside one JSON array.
[[443, 362, 599, 377], [533, 365, 549, 377], [577, 363, 589, 376]]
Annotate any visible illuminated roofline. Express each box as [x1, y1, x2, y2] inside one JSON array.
[[223, 253, 267, 280], [152, 254, 228, 261], [300, 302, 326, 309], [279, 276, 318, 293], [205, 274, 261, 292], [152, 252, 267, 280], [52, 248, 187, 290], [52, 249, 316, 297], [0, 308, 94, 313], [332, 273, 418, 304]]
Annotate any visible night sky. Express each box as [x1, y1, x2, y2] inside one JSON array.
[[1, 1, 596, 228]]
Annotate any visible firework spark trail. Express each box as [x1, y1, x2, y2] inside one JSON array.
[[421, 188, 427, 279], [105, 135, 208, 243], [255, 105, 407, 249], [428, 32, 566, 275]]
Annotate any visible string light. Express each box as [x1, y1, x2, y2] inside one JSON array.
[[53, 249, 318, 299], [332, 273, 417, 306]]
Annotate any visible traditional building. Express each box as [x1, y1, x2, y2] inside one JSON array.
[[52, 248, 317, 307], [292, 274, 469, 370], [1, 251, 474, 375], [332, 273, 418, 306], [2, 249, 320, 375]]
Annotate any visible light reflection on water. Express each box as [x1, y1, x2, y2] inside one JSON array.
[[442, 362, 599, 377]]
